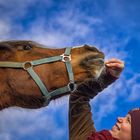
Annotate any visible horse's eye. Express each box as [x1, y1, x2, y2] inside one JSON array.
[[24, 44, 32, 50]]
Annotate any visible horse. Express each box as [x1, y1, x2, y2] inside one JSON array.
[[0, 40, 105, 110]]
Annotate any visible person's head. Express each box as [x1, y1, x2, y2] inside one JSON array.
[[109, 108, 140, 140]]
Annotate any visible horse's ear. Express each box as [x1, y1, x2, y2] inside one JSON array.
[[0, 42, 14, 60], [0, 42, 12, 51]]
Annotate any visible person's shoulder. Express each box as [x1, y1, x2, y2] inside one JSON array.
[[87, 130, 119, 140]]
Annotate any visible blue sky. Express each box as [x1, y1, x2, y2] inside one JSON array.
[[0, 0, 140, 140]]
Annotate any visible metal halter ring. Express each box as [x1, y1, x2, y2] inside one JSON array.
[[43, 94, 51, 106], [68, 82, 77, 92], [61, 54, 71, 62], [22, 61, 33, 70]]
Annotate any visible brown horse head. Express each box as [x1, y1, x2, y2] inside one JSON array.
[[0, 40, 104, 109]]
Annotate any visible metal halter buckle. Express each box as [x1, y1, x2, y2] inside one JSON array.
[[61, 54, 71, 62], [22, 61, 33, 70]]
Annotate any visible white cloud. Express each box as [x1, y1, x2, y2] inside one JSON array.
[[0, 0, 53, 19], [0, 20, 11, 40], [0, 97, 69, 140], [128, 84, 140, 101], [16, 10, 103, 47], [0, 0, 33, 20], [0, 133, 11, 140], [126, 73, 140, 101], [91, 79, 120, 124]]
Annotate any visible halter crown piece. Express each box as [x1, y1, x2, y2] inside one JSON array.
[[0, 47, 76, 106]]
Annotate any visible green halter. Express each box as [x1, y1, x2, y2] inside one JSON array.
[[0, 47, 76, 106]]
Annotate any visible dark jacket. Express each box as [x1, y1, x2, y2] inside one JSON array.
[[69, 68, 118, 140]]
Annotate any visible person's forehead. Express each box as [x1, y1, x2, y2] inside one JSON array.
[[126, 114, 131, 120]]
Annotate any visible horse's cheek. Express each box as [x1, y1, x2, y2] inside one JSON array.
[[7, 70, 40, 95]]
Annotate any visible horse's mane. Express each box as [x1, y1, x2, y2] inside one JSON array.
[[0, 40, 34, 50]]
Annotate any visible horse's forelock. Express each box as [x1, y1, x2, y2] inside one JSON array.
[[72, 44, 102, 55], [72, 45, 83, 49]]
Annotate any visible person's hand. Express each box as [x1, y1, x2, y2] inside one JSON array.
[[105, 58, 125, 78]]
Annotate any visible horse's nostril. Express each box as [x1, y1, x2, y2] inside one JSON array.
[[93, 58, 104, 65], [80, 57, 104, 70]]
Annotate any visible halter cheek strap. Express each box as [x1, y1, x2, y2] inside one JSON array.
[[0, 47, 76, 106]]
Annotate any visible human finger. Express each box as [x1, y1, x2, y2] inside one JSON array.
[[105, 58, 124, 64], [105, 62, 124, 69]]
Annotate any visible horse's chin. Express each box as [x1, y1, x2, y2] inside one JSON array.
[[94, 66, 105, 79], [75, 66, 104, 85]]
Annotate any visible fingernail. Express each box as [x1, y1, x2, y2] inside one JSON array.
[[106, 64, 110, 66]]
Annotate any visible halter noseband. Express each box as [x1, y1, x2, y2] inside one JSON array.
[[0, 47, 76, 106]]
